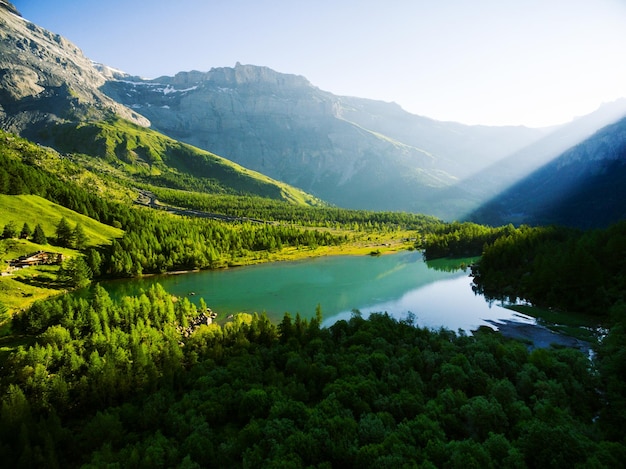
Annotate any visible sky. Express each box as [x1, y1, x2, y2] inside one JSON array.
[[11, 0, 626, 127]]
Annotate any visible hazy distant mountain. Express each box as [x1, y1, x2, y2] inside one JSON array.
[[438, 99, 626, 221], [102, 64, 550, 218], [333, 96, 548, 180], [470, 115, 626, 228], [103, 63, 626, 220]]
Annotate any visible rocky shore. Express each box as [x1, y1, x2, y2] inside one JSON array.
[[483, 318, 592, 355]]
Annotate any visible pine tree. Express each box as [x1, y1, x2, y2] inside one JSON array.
[[55, 217, 73, 248], [85, 248, 102, 277], [2, 221, 17, 239], [31, 224, 47, 245], [58, 256, 92, 288], [73, 223, 88, 250], [19, 222, 31, 239]]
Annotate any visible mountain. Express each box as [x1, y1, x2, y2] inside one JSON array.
[[332, 96, 547, 180], [101, 64, 549, 218], [4, 0, 626, 224], [470, 115, 626, 228], [440, 99, 626, 220], [0, 1, 148, 137], [103, 64, 626, 221], [0, 2, 318, 206]]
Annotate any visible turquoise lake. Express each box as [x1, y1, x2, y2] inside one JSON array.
[[100, 251, 528, 332]]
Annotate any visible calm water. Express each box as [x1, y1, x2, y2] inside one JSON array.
[[100, 251, 526, 332]]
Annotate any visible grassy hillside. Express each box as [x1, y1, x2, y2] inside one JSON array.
[[0, 194, 124, 246], [0, 244, 71, 320], [46, 118, 322, 206], [0, 194, 124, 316]]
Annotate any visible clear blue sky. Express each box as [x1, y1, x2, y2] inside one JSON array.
[[12, 0, 626, 127]]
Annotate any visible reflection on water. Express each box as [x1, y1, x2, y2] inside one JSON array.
[[425, 257, 478, 273], [324, 275, 516, 332], [100, 251, 522, 332]]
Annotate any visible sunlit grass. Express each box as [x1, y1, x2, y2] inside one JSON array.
[[0, 194, 127, 316], [0, 194, 124, 246]]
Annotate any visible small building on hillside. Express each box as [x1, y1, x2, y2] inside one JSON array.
[[9, 251, 64, 269]]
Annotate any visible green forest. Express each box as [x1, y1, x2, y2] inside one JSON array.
[[2, 283, 625, 467], [1, 130, 626, 467], [421, 220, 626, 318]]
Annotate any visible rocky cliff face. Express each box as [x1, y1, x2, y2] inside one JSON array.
[[103, 64, 446, 213], [0, 2, 148, 139], [103, 63, 552, 217]]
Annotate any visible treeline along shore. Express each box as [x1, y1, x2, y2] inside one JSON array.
[[1, 131, 626, 466]]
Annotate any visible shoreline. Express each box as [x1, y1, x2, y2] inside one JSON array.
[[136, 243, 415, 278], [483, 318, 592, 354]]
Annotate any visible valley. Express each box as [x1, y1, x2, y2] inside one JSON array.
[[1, 1, 626, 466]]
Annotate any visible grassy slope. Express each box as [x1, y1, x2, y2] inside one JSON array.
[[0, 194, 124, 316], [0, 194, 124, 246], [48, 118, 321, 206]]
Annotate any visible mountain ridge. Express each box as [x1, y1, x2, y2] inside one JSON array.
[[0, 5, 320, 206], [470, 115, 626, 228], [102, 63, 554, 218], [0, 2, 149, 137], [3, 1, 626, 226]]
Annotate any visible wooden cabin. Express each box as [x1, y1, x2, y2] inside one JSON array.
[[9, 251, 63, 268]]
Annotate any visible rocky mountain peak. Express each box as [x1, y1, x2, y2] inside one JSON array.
[[92, 62, 133, 81], [162, 70, 212, 86], [0, 0, 20, 16], [0, 5, 149, 137], [210, 62, 312, 88], [154, 63, 313, 91]]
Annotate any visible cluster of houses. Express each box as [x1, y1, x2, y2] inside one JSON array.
[[2, 250, 64, 276]]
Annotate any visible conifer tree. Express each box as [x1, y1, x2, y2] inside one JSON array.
[[2, 221, 17, 239], [55, 217, 73, 247], [58, 256, 92, 288], [85, 248, 102, 277], [19, 222, 32, 239], [73, 223, 88, 250], [31, 224, 47, 245]]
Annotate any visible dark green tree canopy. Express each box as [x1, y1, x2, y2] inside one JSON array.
[[31, 223, 47, 245], [19, 222, 31, 239], [55, 217, 74, 248], [2, 221, 17, 239], [73, 223, 88, 250]]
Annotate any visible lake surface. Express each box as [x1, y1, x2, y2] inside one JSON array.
[[100, 251, 528, 332]]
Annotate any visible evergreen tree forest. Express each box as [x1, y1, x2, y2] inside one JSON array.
[[2, 131, 626, 466], [148, 186, 443, 230], [0, 131, 440, 279], [423, 221, 626, 319], [420, 222, 519, 260], [2, 285, 625, 467]]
